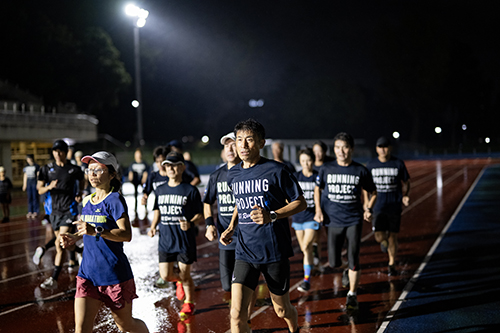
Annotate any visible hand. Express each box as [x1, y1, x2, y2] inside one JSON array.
[[205, 225, 217, 241], [179, 217, 189, 231], [147, 228, 156, 238], [141, 194, 148, 206], [48, 179, 58, 190], [73, 220, 96, 236], [314, 211, 324, 223], [75, 193, 82, 203], [60, 233, 79, 248], [250, 205, 270, 224], [402, 196, 410, 207], [220, 228, 235, 246], [363, 210, 372, 222], [22, 185, 26, 192]]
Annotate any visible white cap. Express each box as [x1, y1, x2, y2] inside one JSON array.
[[81, 151, 119, 171], [220, 132, 236, 145]]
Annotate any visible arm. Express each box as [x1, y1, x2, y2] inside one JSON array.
[[204, 203, 217, 241], [363, 190, 377, 222], [141, 171, 148, 185], [148, 210, 161, 237], [73, 213, 132, 242], [128, 170, 134, 182], [314, 186, 324, 222], [220, 206, 238, 246], [402, 180, 410, 206], [37, 179, 57, 195], [190, 176, 201, 187], [22, 173, 27, 191], [250, 195, 307, 225]]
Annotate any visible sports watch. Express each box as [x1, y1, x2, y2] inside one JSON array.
[[95, 226, 104, 241], [269, 211, 278, 223]]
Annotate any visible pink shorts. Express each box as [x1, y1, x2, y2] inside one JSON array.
[[76, 276, 138, 310]]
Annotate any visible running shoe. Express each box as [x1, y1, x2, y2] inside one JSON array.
[[297, 280, 311, 292], [388, 265, 397, 276], [154, 277, 169, 288], [346, 294, 358, 310], [68, 264, 79, 273], [176, 281, 185, 301], [33, 247, 45, 265], [380, 240, 388, 253], [179, 302, 195, 320], [40, 277, 58, 290], [313, 243, 320, 266], [342, 269, 350, 288]]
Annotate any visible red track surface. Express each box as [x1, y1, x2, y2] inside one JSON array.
[[1, 158, 498, 333]]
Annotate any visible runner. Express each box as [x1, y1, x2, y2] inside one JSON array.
[[147, 151, 203, 320], [220, 119, 306, 333], [314, 132, 377, 311], [60, 151, 149, 333], [128, 148, 148, 218], [292, 148, 320, 292], [366, 136, 410, 275], [0, 166, 13, 223], [37, 139, 85, 289]]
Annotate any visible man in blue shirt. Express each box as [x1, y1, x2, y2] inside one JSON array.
[[220, 119, 306, 333], [314, 132, 377, 311], [366, 136, 410, 276]]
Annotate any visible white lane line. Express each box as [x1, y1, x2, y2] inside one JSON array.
[[0, 267, 53, 284], [0, 289, 73, 316], [0, 235, 46, 248], [376, 166, 485, 333], [0, 253, 27, 263]]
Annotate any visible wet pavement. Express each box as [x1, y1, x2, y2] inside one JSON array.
[[1, 158, 499, 332]]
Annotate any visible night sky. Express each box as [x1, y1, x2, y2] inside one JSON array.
[[1, 0, 498, 150]]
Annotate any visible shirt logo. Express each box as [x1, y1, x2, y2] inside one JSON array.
[[68, 169, 74, 174], [95, 209, 101, 213]]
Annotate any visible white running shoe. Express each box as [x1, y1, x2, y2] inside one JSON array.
[[33, 247, 44, 265], [40, 277, 58, 290]]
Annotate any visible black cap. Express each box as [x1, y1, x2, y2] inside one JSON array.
[[161, 151, 185, 165], [169, 139, 183, 149], [52, 139, 69, 152], [376, 136, 391, 147], [26, 154, 34, 159]]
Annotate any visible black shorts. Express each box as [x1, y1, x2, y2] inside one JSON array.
[[219, 249, 236, 292], [159, 251, 196, 265], [372, 212, 401, 233], [232, 259, 290, 296], [50, 213, 75, 232], [327, 223, 362, 271]]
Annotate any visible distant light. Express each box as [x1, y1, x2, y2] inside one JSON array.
[[201, 135, 210, 144], [249, 99, 265, 108], [136, 18, 146, 28], [131, 100, 140, 108], [392, 131, 400, 139], [125, 4, 140, 17], [138, 8, 149, 19], [462, 124, 467, 131], [485, 137, 491, 144], [435, 127, 442, 134]]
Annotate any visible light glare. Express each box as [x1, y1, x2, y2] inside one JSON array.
[[392, 131, 400, 139], [485, 137, 491, 144], [136, 18, 146, 28], [201, 135, 210, 144], [462, 124, 467, 131], [435, 127, 442, 134], [131, 100, 140, 108], [125, 4, 139, 17]]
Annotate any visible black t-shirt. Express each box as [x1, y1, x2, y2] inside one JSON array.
[[38, 162, 84, 215], [316, 160, 376, 227], [292, 170, 318, 223], [203, 164, 237, 250], [228, 157, 303, 264]]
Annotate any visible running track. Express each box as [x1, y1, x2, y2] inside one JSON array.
[[1, 158, 498, 332]]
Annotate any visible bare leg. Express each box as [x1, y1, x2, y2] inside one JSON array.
[[74, 297, 102, 333], [387, 232, 398, 266], [111, 301, 149, 333], [178, 262, 194, 303], [159, 262, 179, 282], [348, 269, 360, 293], [230, 283, 254, 333], [270, 291, 298, 332]]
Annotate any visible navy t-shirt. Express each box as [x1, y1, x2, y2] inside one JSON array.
[[78, 192, 134, 286], [38, 162, 84, 215], [366, 156, 410, 214], [203, 164, 237, 250], [227, 157, 303, 264], [182, 160, 200, 184], [316, 160, 376, 227], [143, 170, 169, 195], [292, 170, 318, 223], [153, 182, 202, 255]]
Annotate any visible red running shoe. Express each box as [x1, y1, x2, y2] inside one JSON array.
[[176, 281, 185, 301], [179, 302, 195, 320]]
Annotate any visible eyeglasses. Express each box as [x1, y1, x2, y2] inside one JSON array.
[[85, 168, 107, 175]]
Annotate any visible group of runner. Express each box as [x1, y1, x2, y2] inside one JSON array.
[[31, 118, 410, 333]]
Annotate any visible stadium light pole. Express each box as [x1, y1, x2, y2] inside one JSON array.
[[125, 4, 149, 146]]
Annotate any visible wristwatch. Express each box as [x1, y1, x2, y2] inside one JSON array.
[[95, 226, 104, 241], [269, 211, 278, 223]]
